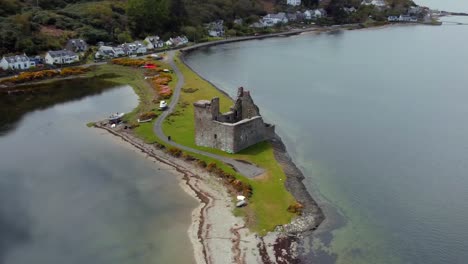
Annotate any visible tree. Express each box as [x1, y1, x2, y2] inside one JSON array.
[[117, 31, 133, 43], [169, 0, 187, 31], [128, 0, 170, 37]]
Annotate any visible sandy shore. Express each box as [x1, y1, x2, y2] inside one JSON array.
[[93, 122, 315, 263]]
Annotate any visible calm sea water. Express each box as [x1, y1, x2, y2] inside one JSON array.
[[185, 14, 468, 264], [0, 81, 197, 264]]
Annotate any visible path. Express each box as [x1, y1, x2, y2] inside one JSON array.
[[153, 51, 265, 178]]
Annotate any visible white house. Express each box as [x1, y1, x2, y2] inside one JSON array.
[[388, 15, 417, 22], [168, 36, 189, 47], [120, 41, 147, 55], [263, 13, 289, 26], [95, 45, 126, 59], [361, 0, 388, 7], [206, 20, 225, 37], [287, 0, 301, 6], [65, 39, 88, 53], [304, 9, 325, 20], [144, 36, 164, 49], [0, 54, 35, 70], [45, 50, 79, 65], [344, 7, 357, 13]]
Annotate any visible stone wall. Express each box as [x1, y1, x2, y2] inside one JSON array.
[[193, 87, 275, 153], [232, 117, 275, 153]]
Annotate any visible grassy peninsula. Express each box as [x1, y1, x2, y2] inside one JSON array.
[[87, 54, 297, 235]]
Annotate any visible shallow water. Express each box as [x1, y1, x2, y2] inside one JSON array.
[[0, 80, 197, 264], [185, 15, 468, 264]]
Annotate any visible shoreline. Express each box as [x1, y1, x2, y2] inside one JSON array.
[[93, 122, 311, 263]]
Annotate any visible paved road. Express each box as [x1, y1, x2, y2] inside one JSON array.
[[153, 51, 265, 178]]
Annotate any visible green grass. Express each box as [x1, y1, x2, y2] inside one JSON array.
[[87, 61, 177, 124], [161, 52, 296, 234], [90, 56, 297, 235]]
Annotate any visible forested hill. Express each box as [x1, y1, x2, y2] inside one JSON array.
[[0, 0, 416, 55], [0, 0, 270, 55]]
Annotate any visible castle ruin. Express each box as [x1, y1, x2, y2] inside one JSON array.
[[193, 87, 275, 153]]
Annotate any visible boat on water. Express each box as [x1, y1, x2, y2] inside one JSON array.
[[108, 112, 124, 123], [159, 100, 168, 110]]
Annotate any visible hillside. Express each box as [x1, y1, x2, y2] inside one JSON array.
[[0, 0, 417, 55], [0, 0, 270, 55]]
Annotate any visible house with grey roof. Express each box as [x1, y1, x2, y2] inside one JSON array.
[[263, 13, 289, 26], [0, 54, 35, 70], [144, 36, 164, 49], [45, 50, 79, 65], [65, 39, 88, 53], [206, 20, 225, 37], [120, 41, 147, 55]]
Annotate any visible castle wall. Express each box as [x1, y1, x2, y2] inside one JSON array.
[[232, 117, 275, 153], [194, 102, 237, 153], [193, 87, 275, 153]]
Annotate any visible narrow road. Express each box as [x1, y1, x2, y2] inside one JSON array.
[[153, 51, 265, 178]]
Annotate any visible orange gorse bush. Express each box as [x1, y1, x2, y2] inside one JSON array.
[[60, 67, 89, 76], [0, 67, 89, 84], [111, 58, 153, 67], [149, 72, 173, 99]]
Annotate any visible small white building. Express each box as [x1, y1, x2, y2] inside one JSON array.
[[45, 50, 79, 65], [263, 13, 289, 26], [206, 20, 225, 37], [168, 36, 189, 47], [361, 0, 388, 7], [144, 36, 165, 49], [95, 45, 126, 59], [287, 0, 301, 6], [304, 9, 325, 20], [65, 39, 88, 53], [0, 54, 35, 70], [121, 41, 147, 55]]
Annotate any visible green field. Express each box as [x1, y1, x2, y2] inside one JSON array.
[[88, 57, 297, 234], [160, 53, 296, 234]]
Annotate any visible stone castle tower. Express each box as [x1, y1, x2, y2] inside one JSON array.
[[193, 87, 275, 153]]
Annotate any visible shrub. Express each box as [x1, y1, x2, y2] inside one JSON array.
[[287, 202, 304, 215], [149, 74, 173, 99], [206, 162, 217, 172], [155, 143, 166, 149], [139, 112, 157, 120], [182, 153, 196, 161], [112, 58, 154, 67], [60, 67, 88, 76], [168, 147, 182, 157], [182, 87, 198, 93], [197, 160, 207, 168]]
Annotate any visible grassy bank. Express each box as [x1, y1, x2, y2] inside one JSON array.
[[86, 59, 177, 124], [160, 53, 296, 234], [87, 56, 297, 234]]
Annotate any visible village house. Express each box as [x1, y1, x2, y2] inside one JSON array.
[[388, 15, 418, 22], [287, 13, 298, 22], [343, 7, 357, 13], [234, 18, 243, 25], [95, 45, 126, 59], [194, 87, 275, 153], [144, 36, 164, 50], [206, 20, 225, 37], [263, 13, 289, 26], [287, 0, 301, 6], [65, 39, 88, 53], [120, 41, 147, 55], [0, 54, 35, 70], [304, 9, 326, 20], [166, 36, 189, 47], [361, 0, 388, 7], [45, 50, 79, 65]]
